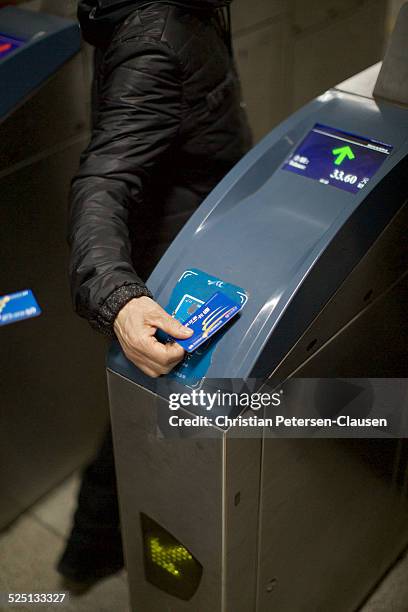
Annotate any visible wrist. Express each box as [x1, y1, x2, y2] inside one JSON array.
[[96, 284, 153, 337], [114, 296, 148, 331]]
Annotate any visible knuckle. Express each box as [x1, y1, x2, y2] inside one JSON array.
[[153, 360, 171, 375], [171, 347, 184, 360], [164, 355, 178, 368], [144, 313, 156, 326], [141, 365, 157, 378]]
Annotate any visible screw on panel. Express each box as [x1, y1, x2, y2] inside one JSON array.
[[306, 338, 318, 352], [266, 578, 278, 593]]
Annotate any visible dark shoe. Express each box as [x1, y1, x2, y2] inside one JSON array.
[[56, 530, 124, 589], [57, 427, 124, 592], [57, 576, 99, 597]]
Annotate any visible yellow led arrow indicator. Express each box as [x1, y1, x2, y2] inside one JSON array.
[[149, 537, 193, 578]]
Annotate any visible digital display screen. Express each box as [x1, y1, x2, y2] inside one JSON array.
[[0, 33, 26, 60], [282, 124, 393, 193]]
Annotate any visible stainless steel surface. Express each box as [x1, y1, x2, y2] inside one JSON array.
[[108, 374, 225, 612], [108, 372, 264, 612], [109, 370, 408, 611], [256, 438, 408, 612], [273, 201, 408, 381], [289, 273, 408, 379], [224, 432, 262, 612]]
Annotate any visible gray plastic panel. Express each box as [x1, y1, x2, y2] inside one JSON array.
[[108, 91, 408, 390]]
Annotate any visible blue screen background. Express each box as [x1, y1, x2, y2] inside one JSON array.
[[282, 124, 392, 194], [0, 33, 26, 60]]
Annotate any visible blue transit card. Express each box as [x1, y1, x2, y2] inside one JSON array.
[[173, 291, 242, 353], [166, 269, 248, 320], [0, 289, 41, 327], [162, 268, 248, 386]]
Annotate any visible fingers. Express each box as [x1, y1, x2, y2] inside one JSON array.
[[114, 296, 192, 378], [121, 344, 166, 378], [128, 350, 181, 378], [121, 335, 185, 378], [145, 335, 186, 365], [147, 305, 193, 340]]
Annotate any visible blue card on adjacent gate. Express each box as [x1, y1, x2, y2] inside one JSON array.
[[172, 291, 242, 353], [0, 289, 41, 327]]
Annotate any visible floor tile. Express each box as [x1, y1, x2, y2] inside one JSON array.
[[0, 514, 130, 612], [30, 474, 81, 538]]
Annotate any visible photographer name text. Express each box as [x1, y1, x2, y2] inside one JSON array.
[[168, 414, 387, 429]]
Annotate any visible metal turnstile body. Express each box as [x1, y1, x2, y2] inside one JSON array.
[[107, 9, 408, 611], [0, 8, 108, 528]]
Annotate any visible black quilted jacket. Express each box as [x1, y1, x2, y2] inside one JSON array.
[[69, 2, 251, 336]]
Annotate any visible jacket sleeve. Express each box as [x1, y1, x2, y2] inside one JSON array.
[[68, 38, 182, 336]]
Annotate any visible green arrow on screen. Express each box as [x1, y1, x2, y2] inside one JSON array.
[[332, 145, 355, 165]]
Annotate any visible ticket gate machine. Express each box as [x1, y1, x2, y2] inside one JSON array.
[[0, 8, 108, 528], [107, 7, 408, 611]]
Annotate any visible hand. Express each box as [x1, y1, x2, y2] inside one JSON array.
[[113, 296, 193, 378]]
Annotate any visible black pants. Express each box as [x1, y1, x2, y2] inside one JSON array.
[[76, 426, 120, 532], [58, 427, 124, 580]]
